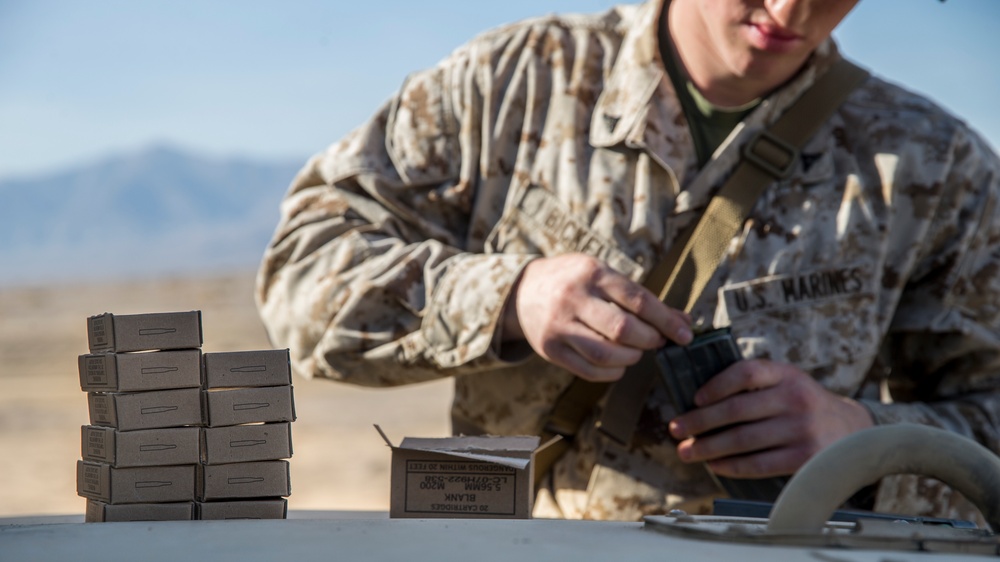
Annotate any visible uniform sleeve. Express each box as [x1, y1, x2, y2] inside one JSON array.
[[861, 123, 1000, 453], [254, 47, 534, 387]]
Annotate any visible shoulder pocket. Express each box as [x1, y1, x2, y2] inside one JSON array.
[[385, 67, 460, 185]]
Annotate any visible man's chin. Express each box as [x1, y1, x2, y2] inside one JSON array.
[[731, 52, 809, 90]]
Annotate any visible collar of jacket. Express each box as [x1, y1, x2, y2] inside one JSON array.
[[589, 0, 671, 154], [591, 0, 846, 205]]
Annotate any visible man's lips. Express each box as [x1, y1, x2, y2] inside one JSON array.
[[746, 22, 804, 53]]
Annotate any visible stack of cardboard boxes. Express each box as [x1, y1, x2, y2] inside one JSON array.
[[198, 348, 295, 519], [75, 311, 295, 522]]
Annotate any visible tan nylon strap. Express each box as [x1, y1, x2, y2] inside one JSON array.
[[535, 60, 870, 480], [662, 59, 871, 313], [597, 59, 870, 447], [532, 380, 606, 483]]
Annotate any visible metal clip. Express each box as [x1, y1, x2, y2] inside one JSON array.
[[742, 130, 799, 179]]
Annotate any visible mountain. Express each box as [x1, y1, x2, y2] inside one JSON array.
[[0, 144, 305, 286]]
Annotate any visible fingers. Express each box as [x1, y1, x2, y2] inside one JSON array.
[[692, 360, 785, 408], [708, 446, 812, 479], [508, 254, 694, 381], [548, 342, 629, 383], [670, 361, 808, 440], [677, 417, 816, 470], [670, 359, 876, 478], [547, 323, 643, 382], [577, 299, 666, 350], [670, 384, 787, 440], [593, 267, 693, 346]]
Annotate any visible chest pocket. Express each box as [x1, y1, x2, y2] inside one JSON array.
[[485, 183, 643, 280], [717, 264, 881, 386], [710, 124, 888, 380]]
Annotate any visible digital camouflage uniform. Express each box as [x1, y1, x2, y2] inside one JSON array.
[[256, 0, 1000, 522]]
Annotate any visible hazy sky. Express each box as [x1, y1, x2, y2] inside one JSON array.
[[1, 0, 998, 179]]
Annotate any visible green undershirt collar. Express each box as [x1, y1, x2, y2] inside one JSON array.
[[658, 17, 760, 167]]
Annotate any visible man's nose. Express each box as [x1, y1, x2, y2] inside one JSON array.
[[763, 0, 808, 30]]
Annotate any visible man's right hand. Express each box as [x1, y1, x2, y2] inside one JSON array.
[[502, 253, 693, 382]]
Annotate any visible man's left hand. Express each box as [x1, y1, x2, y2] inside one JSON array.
[[668, 359, 874, 478]]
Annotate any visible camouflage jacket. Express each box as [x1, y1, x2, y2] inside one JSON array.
[[257, 0, 1000, 521]]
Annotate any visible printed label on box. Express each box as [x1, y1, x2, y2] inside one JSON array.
[[88, 394, 116, 426], [377, 426, 537, 519], [78, 462, 108, 500], [88, 315, 112, 351], [404, 461, 518, 516], [82, 355, 111, 388], [83, 426, 113, 463]]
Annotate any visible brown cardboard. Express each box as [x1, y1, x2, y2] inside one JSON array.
[[77, 461, 196, 504], [87, 311, 203, 353], [201, 423, 293, 465], [85, 500, 194, 522], [203, 349, 292, 389], [203, 386, 295, 427], [376, 426, 538, 519], [88, 388, 203, 431], [79, 349, 202, 392], [197, 460, 291, 501], [196, 499, 288, 520], [82, 425, 200, 467]]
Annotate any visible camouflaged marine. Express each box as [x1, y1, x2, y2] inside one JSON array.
[[256, 0, 1000, 523]]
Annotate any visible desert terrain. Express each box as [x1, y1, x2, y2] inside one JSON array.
[[0, 271, 451, 517]]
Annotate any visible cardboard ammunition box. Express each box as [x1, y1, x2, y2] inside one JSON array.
[[82, 425, 200, 467], [85, 500, 194, 522], [376, 426, 538, 519], [79, 349, 201, 392], [197, 460, 291, 501], [203, 386, 295, 427], [88, 388, 203, 431], [201, 423, 293, 465], [87, 311, 203, 353], [196, 499, 288, 520], [203, 349, 292, 389], [77, 461, 196, 504]]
